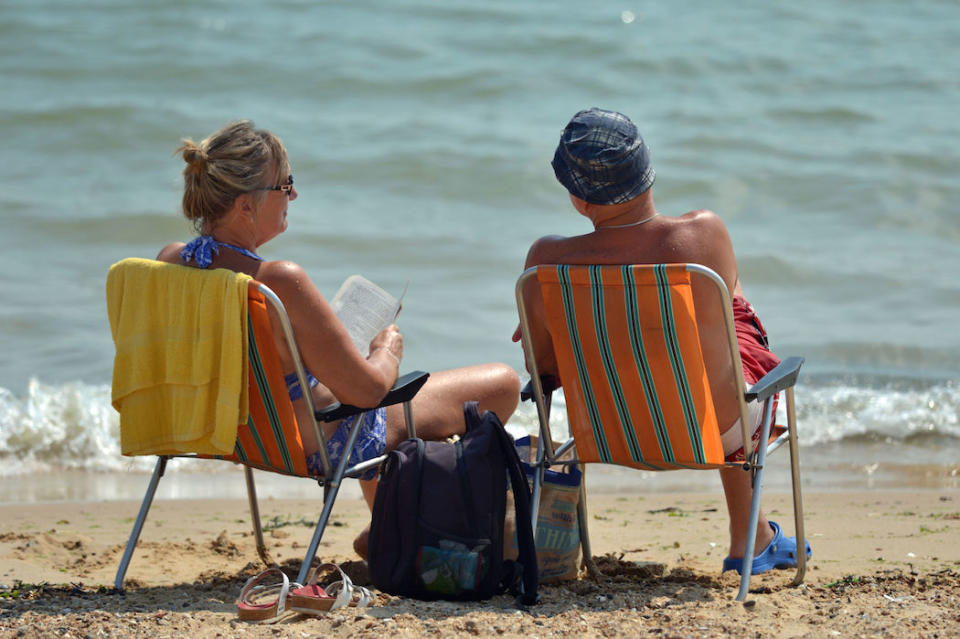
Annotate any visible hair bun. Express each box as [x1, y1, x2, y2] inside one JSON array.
[[179, 139, 209, 176]]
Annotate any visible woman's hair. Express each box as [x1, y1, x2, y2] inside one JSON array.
[[177, 120, 289, 232]]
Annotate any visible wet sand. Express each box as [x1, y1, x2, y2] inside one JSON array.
[[2, 489, 959, 637]]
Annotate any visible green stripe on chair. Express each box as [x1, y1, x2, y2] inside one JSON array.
[[589, 267, 646, 465], [234, 440, 248, 464], [622, 266, 672, 466], [557, 266, 611, 462], [233, 416, 255, 465], [654, 266, 706, 466], [248, 317, 296, 474]]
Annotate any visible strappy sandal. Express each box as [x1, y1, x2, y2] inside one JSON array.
[[287, 563, 374, 615], [236, 567, 302, 623]]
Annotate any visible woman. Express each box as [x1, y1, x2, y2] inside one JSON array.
[[514, 108, 809, 576], [158, 120, 521, 556]]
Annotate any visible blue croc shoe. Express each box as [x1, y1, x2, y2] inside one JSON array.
[[722, 521, 811, 575]]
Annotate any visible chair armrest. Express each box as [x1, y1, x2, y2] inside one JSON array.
[[315, 371, 430, 423], [744, 356, 804, 403], [520, 375, 562, 402]]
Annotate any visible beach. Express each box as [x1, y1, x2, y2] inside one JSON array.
[[3, 1, 960, 636], [2, 488, 958, 637]]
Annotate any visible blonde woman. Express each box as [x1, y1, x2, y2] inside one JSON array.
[[158, 120, 520, 556]]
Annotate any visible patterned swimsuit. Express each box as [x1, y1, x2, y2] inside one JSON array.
[[182, 236, 387, 480]]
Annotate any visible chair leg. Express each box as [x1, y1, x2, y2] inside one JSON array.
[[528, 392, 551, 558], [403, 400, 416, 439], [244, 466, 275, 567], [736, 398, 775, 602], [296, 411, 368, 585], [576, 467, 601, 578], [114, 456, 167, 590], [785, 387, 807, 586], [530, 437, 545, 534]]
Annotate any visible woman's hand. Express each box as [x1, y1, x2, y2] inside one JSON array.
[[369, 324, 403, 364]]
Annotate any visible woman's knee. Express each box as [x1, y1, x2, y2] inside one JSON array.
[[483, 362, 520, 390], [479, 363, 521, 419]]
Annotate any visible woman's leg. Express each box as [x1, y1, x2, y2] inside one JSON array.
[[350, 363, 520, 560], [353, 478, 379, 558], [383, 363, 521, 451]]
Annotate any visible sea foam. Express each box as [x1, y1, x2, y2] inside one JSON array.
[[0, 379, 152, 476], [1, 377, 957, 477]]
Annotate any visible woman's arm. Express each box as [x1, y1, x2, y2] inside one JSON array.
[[256, 260, 400, 408]]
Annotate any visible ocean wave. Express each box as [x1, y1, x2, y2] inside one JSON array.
[[508, 379, 960, 452], [768, 106, 876, 124], [1, 376, 957, 477], [796, 379, 960, 445], [0, 379, 152, 476]]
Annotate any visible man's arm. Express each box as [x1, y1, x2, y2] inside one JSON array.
[[685, 210, 740, 295], [512, 236, 564, 378]]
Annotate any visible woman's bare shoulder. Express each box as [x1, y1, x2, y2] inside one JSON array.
[[254, 259, 310, 290], [255, 260, 335, 305], [156, 242, 185, 264]]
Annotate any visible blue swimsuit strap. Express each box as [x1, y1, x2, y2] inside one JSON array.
[[180, 235, 264, 269], [284, 371, 320, 401]]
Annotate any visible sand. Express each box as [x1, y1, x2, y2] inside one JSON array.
[[2, 489, 959, 638]]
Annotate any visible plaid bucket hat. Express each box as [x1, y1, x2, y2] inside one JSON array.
[[551, 108, 655, 205]]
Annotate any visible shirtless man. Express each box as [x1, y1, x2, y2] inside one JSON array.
[[514, 108, 809, 574]]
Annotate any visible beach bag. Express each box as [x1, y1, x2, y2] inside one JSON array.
[[367, 402, 539, 604], [506, 435, 583, 582]]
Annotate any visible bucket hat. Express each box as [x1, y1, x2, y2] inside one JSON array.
[[551, 108, 655, 205]]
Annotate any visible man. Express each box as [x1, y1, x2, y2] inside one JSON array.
[[514, 107, 809, 574]]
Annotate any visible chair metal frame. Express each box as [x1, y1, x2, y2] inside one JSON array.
[[515, 263, 806, 600], [115, 281, 424, 589]]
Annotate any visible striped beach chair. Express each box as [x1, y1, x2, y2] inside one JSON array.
[[109, 260, 426, 589], [515, 263, 805, 600]]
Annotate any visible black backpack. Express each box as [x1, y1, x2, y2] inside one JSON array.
[[367, 401, 539, 604]]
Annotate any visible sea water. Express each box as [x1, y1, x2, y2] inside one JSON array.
[[1, 0, 958, 502]]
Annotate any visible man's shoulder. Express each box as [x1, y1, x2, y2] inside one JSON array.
[[668, 209, 727, 237], [677, 209, 721, 224], [525, 234, 575, 266]]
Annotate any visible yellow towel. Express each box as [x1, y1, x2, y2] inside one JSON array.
[[106, 258, 252, 456]]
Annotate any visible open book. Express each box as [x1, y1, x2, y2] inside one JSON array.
[[330, 275, 407, 355]]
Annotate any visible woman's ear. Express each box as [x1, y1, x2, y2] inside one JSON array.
[[236, 192, 254, 212], [217, 195, 254, 228], [235, 194, 259, 225]]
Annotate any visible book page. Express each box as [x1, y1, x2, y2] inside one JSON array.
[[330, 275, 405, 355]]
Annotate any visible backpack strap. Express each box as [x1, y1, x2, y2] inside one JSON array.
[[465, 401, 540, 605]]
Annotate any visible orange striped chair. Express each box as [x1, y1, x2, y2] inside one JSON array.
[[109, 260, 426, 589], [515, 263, 805, 600]]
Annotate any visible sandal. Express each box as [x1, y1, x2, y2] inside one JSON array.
[[236, 567, 302, 623], [722, 521, 812, 575], [326, 567, 374, 608], [287, 563, 373, 615]]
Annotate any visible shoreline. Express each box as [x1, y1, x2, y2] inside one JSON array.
[[2, 458, 958, 506], [2, 490, 959, 637]]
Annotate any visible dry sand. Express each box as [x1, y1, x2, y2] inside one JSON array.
[[2, 490, 959, 638]]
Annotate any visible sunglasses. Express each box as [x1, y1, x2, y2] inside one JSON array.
[[251, 174, 294, 197]]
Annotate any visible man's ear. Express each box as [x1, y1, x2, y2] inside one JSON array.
[[569, 192, 590, 215]]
